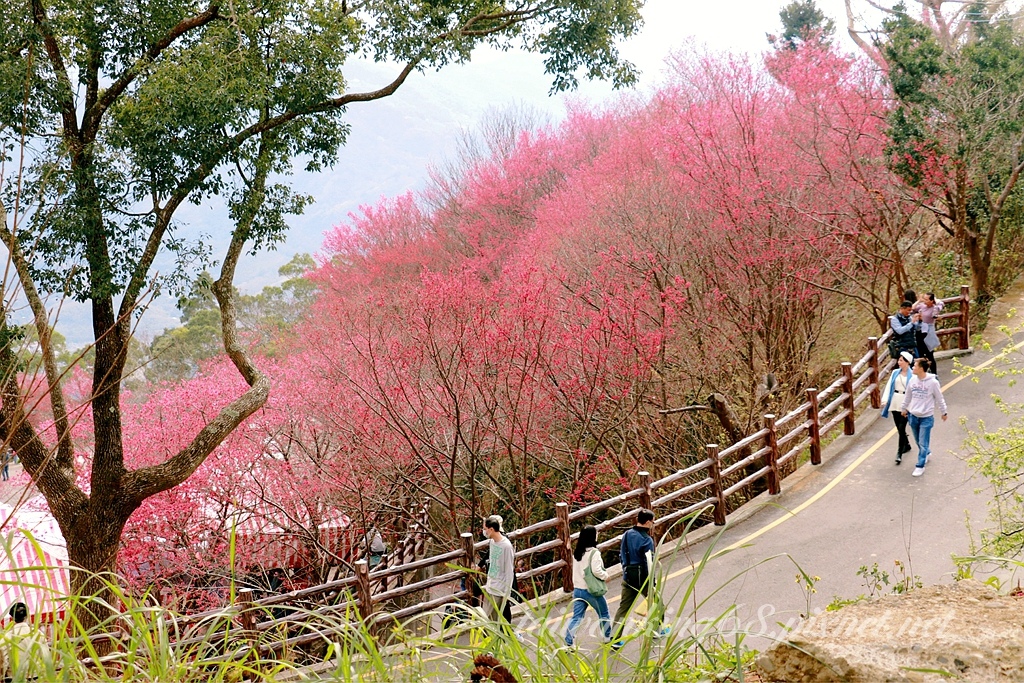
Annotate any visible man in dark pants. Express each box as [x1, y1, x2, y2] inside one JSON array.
[[611, 509, 670, 647]]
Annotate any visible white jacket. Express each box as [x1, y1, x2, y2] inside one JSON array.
[[572, 547, 608, 589], [905, 373, 947, 418]]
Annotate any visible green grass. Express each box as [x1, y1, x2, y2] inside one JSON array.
[[0, 513, 797, 682]]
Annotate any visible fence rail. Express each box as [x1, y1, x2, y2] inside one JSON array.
[[165, 286, 970, 655]]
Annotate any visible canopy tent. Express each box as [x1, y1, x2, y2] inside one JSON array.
[[223, 505, 353, 569], [0, 500, 70, 622]]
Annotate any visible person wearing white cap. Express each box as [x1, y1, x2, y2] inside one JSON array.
[[881, 351, 915, 465]]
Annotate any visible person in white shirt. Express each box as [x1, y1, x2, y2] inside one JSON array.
[[902, 357, 948, 477], [882, 351, 915, 465], [481, 515, 516, 624], [564, 525, 612, 646], [4, 602, 50, 680]]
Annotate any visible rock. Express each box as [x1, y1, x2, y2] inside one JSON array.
[[755, 580, 1024, 682]]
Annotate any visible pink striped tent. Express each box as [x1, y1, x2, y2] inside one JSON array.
[[220, 505, 353, 570], [0, 500, 71, 622]]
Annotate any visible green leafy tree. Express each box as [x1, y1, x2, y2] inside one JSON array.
[[769, 0, 835, 49], [881, 4, 1024, 304], [962, 331, 1024, 558], [146, 254, 316, 383], [845, 1, 1024, 304], [0, 0, 642, 620]]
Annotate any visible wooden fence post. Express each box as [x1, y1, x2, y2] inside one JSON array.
[[868, 337, 881, 409], [707, 444, 727, 526], [355, 560, 373, 622], [842, 362, 855, 436], [460, 532, 477, 606], [807, 388, 821, 465], [763, 414, 780, 495], [555, 502, 573, 593], [638, 471, 652, 511], [960, 284, 970, 350], [235, 587, 257, 643]]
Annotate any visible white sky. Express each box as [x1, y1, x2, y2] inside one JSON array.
[[274, 0, 870, 262]]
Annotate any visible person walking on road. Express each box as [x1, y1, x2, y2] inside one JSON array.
[[481, 515, 516, 627], [612, 509, 669, 646], [882, 351, 915, 465], [902, 357, 948, 477], [564, 525, 612, 647]]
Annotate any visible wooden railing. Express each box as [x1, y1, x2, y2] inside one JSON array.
[[163, 287, 971, 656]]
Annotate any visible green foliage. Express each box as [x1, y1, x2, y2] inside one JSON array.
[[0, 0, 643, 303], [146, 253, 317, 383], [856, 562, 890, 597], [0, 509, 775, 682], [771, 0, 835, 49], [825, 594, 864, 611], [855, 560, 922, 598], [878, 2, 1024, 301]]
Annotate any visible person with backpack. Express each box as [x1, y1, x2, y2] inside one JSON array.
[[889, 300, 920, 360], [611, 509, 669, 646], [564, 525, 612, 647]]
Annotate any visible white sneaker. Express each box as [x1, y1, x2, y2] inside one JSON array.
[[925, 454, 931, 464], [912, 467, 924, 477]]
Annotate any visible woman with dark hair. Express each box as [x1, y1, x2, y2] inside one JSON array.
[[5, 600, 51, 679], [913, 292, 944, 378], [564, 525, 612, 647], [882, 351, 915, 465]]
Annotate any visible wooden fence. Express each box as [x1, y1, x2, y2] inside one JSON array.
[[166, 287, 971, 656]]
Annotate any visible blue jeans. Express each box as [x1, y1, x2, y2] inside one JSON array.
[[565, 588, 612, 645], [908, 414, 934, 468]]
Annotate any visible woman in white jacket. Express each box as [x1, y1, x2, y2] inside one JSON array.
[[565, 525, 613, 646], [881, 351, 915, 465]]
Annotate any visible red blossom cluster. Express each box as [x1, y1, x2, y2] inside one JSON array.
[[49, 43, 914, 599]]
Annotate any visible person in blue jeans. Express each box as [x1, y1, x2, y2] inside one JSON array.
[[902, 357, 948, 477], [565, 525, 612, 647]]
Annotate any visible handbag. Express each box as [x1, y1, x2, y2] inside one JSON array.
[[925, 324, 941, 352], [887, 339, 901, 361], [582, 549, 608, 597]]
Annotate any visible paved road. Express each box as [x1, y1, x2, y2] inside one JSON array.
[[539, 341, 1016, 656]]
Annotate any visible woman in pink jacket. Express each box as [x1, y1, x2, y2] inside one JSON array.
[[913, 292, 944, 377]]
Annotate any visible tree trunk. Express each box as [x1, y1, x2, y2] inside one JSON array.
[[64, 503, 132, 657], [966, 231, 991, 307], [707, 393, 766, 498]]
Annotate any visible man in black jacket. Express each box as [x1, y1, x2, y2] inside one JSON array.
[[611, 509, 670, 645], [890, 301, 920, 358]]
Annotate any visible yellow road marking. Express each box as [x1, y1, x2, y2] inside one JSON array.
[[661, 341, 1021, 581]]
